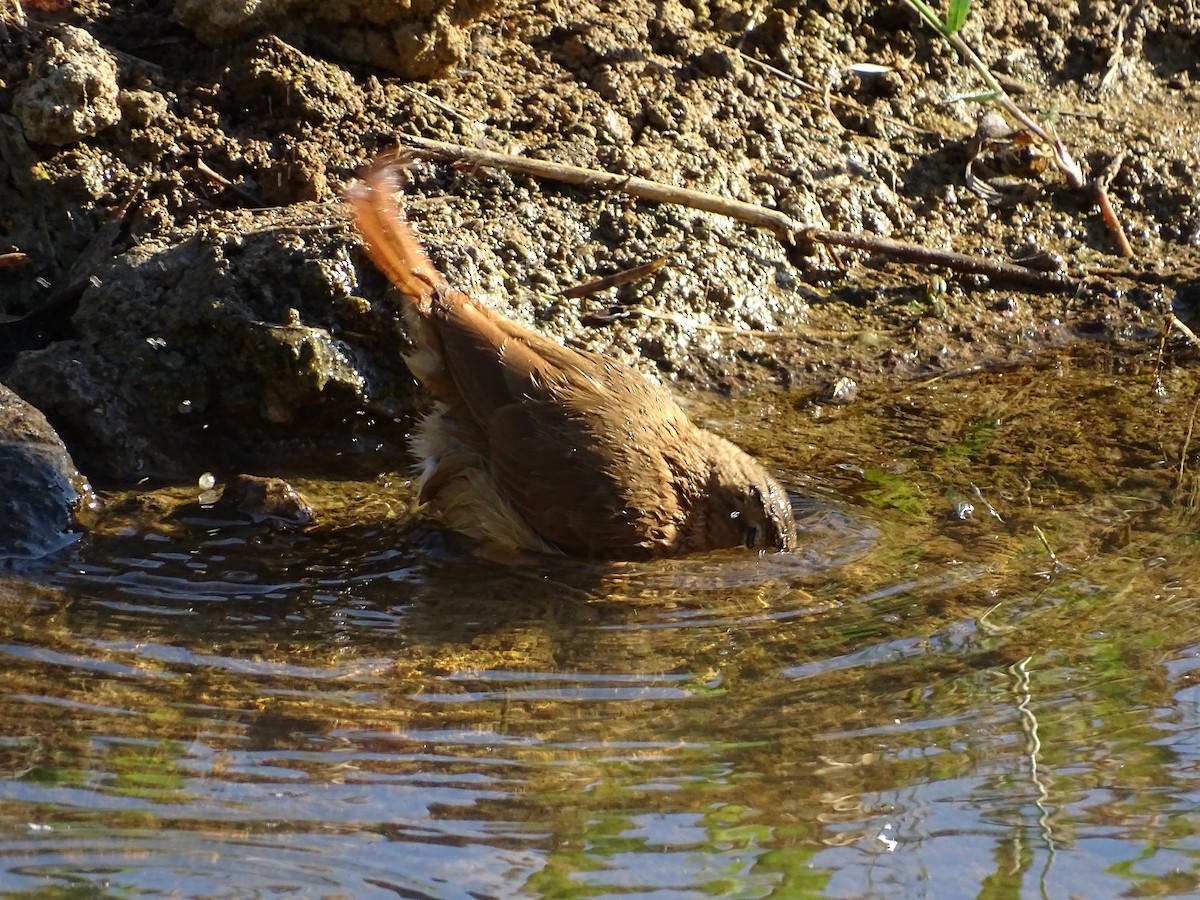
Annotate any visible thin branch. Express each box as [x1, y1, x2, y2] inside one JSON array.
[[1167, 313, 1200, 347], [723, 44, 931, 136], [1094, 152, 1134, 258], [1177, 397, 1199, 491], [196, 157, 263, 207], [582, 302, 873, 344], [396, 134, 804, 237], [1032, 524, 1066, 573], [563, 257, 667, 299], [391, 134, 1076, 291], [401, 83, 477, 126], [797, 227, 1072, 289]]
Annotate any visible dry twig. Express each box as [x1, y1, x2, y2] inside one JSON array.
[[1176, 398, 1200, 492], [1167, 313, 1200, 347], [723, 45, 931, 136], [196, 157, 262, 207], [1094, 153, 1135, 258], [392, 135, 1076, 291], [562, 257, 667, 299]]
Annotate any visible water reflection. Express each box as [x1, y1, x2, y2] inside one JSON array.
[[1, 349, 1199, 896]]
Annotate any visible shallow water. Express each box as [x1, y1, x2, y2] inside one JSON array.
[[2, 345, 1199, 898]]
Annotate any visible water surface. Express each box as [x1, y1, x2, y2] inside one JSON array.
[[2, 346, 1198, 897]]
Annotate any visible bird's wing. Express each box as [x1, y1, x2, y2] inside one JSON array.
[[484, 399, 680, 557], [430, 286, 628, 425], [429, 287, 694, 555]]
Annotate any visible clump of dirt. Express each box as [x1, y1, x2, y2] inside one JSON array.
[[11, 24, 120, 145], [173, 0, 496, 80], [0, 0, 1197, 484]]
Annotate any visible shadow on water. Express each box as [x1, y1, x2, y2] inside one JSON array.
[[1, 344, 1200, 897]]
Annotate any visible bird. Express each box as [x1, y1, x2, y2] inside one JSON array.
[[344, 157, 797, 559]]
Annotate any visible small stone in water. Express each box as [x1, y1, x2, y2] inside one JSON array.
[[829, 377, 859, 405], [198, 472, 216, 490]]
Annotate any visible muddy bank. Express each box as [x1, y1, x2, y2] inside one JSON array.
[[1, 0, 1198, 484]]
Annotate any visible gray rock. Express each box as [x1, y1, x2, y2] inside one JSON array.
[[5, 206, 417, 481], [0, 383, 92, 560], [12, 26, 121, 146]]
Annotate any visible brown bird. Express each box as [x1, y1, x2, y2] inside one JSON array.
[[344, 159, 797, 559]]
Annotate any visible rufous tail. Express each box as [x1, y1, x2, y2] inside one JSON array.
[[344, 158, 444, 318]]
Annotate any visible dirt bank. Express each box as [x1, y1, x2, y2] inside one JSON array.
[[1, 0, 1197, 481]]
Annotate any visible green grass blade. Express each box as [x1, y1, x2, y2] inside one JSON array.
[[904, 0, 950, 37], [946, 0, 972, 34]]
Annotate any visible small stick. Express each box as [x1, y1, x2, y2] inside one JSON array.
[[1032, 524, 1063, 572], [723, 46, 826, 98], [562, 257, 667, 299], [1167, 313, 1200, 347], [393, 135, 1075, 290], [401, 84, 476, 126], [726, 45, 930, 136], [196, 157, 262, 207], [1152, 324, 1168, 394], [799, 227, 1074, 289], [0, 251, 26, 268], [1177, 397, 1199, 490], [585, 302, 861, 343], [396, 134, 804, 239], [1093, 153, 1134, 258]]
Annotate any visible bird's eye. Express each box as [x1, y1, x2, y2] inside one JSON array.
[[744, 525, 759, 548]]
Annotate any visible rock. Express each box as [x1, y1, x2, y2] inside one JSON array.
[[695, 47, 738, 79], [0, 383, 93, 561], [172, 0, 497, 80], [4, 207, 418, 481], [220, 474, 315, 527], [12, 26, 121, 146]]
